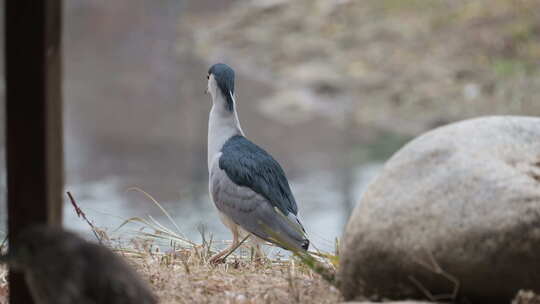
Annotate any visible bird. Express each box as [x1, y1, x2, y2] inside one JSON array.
[[0, 225, 158, 304], [205, 63, 309, 263]]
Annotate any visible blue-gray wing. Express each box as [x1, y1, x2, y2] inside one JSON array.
[[210, 163, 308, 251], [219, 135, 298, 215]]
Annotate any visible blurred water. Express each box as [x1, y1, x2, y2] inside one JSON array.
[[63, 163, 382, 252]]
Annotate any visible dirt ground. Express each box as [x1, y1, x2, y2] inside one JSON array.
[[131, 249, 341, 304]]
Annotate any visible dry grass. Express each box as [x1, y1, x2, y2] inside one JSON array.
[[0, 236, 7, 304], [111, 188, 342, 304], [0, 235, 342, 304], [513, 290, 540, 304], [122, 240, 341, 304], [0, 265, 6, 304], [0, 226, 341, 304]]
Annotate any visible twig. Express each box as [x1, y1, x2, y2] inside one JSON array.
[[181, 256, 191, 274], [126, 187, 184, 236], [288, 260, 301, 303], [221, 234, 251, 261], [410, 249, 460, 301], [0, 235, 7, 251], [409, 275, 437, 301], [207, 234, 214, 258], [66, 191, 103, 244]]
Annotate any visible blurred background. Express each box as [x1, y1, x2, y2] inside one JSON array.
[[0, 0, 539, 251]]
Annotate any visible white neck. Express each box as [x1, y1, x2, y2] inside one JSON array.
[[207, 92, 244, 170]]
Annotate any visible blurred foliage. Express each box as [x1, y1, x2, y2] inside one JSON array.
[[491, 58, 531, 77], [365, 132, 414, 162], [348, 131, 413, 164], [194, 0, 540, 136]]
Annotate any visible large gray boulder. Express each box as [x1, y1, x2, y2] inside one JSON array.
[[339, 116, 540, 303]]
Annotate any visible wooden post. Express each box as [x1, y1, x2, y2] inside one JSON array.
[[5, 0, 64, 303]]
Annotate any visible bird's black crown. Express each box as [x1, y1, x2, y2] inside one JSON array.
[[208, 63, 235, 112]]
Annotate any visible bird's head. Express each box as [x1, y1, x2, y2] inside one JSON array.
[[207, 63, 235, 112]]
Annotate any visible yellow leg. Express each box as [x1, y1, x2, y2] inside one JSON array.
[[209, 226, 239, 264], [254, 243, 265, 260], [248, 236, 265, 261]]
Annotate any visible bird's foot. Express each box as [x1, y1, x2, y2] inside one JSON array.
[[209, 257, 226, 265], [209, 253, 228, 265], [251, 256, 266, 266], [251, 244, 266, 263]]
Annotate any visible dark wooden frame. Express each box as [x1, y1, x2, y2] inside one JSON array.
[[4, 1, 64, 303]]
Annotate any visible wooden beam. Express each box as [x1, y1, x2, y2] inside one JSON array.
[[5, 0, 63, 303]]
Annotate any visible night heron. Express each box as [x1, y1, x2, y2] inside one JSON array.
[[206, 63, 310, 263], [0, 226, 157, 304]]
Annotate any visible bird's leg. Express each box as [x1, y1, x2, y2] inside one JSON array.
[[209, 227, 239, 264], [253, 243, 266, 261], [248, 236, 265, 262]]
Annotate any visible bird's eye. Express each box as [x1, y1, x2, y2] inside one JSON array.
[[206, 75, 209, 80]]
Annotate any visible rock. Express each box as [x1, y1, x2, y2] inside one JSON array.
[[339, 116, 540, 303]]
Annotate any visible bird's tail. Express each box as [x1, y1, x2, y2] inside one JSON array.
[[300, 238, 310, 251], [263, 208, 310, 252]]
